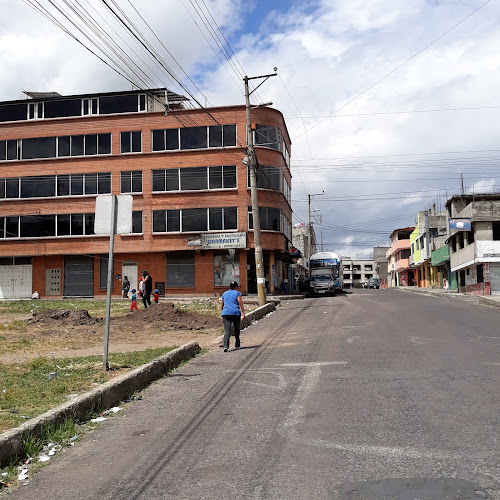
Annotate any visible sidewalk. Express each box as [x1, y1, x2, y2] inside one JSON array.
[[398, 286, 500, 309]]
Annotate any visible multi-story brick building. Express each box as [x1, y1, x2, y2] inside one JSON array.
[[0, 89, 292, 299]]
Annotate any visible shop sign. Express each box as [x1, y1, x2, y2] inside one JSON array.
[[201, 232, 246, 249], [449, 218, 471, 231]]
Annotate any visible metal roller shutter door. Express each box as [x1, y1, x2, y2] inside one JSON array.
[[64, 256, 94, 297], [489, 264, 500, 296]]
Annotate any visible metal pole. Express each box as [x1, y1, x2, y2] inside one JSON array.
[[103, 195, 117, 370], [245, 75, 266, 306], [308, 194, 311, 276]]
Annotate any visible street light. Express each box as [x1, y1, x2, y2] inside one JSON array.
[[308, 192, 324, 274]]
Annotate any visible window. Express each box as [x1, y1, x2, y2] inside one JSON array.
[[180, 126, 207, 150], [493, 222, 500, 240], [450, 236, 456, 253], [5, 217, 19, 238], [458, 232, 464, 249], [182, 208, 207, 232], [6, 178, 19, 198], [44, 99, 81, 119], [468, 229, 475, 244], [166, 252, 195, 287], [415, 239, 420, 251], [132, 211, 143, 233], [0, 103, 27, 122], [248, 165, 282, 191], [21, 137, 56, 159], [121, 170, 143, 193], [21, 176, 56, 198], [99, 256, 114, 289], [153, 166, 236, 192], [99, 94, 139, 114], [477, 264, 484, 283], [20, 215, 55, 238], [180, 167, 207, 191], [248, 206, 281, 231], [214, 252, 240, 286], [152, 125, 236, 152], [152, 207, 237, 233], [254, 124, 281, 150], [120, 131, 142, 153]]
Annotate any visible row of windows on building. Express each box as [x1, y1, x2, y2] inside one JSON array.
[[0, 165, 291, 201], [0, 207, 292, 240], [0, 124, 290, 164], [0, 93, 153, 123]]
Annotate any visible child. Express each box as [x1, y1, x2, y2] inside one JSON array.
[[130, 289, 139, 311], [152, 288, 159, 304]]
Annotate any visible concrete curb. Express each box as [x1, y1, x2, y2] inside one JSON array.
[[0, 341, 200, 468], [214, 301, 277, 346], [398, 287, 461, 298], [479, 296, 500, 309]]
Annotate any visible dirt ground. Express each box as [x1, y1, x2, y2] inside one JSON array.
[[0, 302, 226, 364]]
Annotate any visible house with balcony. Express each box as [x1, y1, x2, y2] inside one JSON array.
[[342, 257, 375, 288], [446, 194, 500, 295], [0, 88, 292, 299], [386, 227, 414, 287], [409, 208, 447, 288]]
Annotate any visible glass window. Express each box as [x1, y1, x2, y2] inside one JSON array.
[[166, 252, 195, 287], [99, 95, 138, 114], [0, 217, 4, 238], [167, 210, 180, 232], [7, 140, 18, 160], [5, 217, 19, 238], [166, 129, 179, 150], [152, 170, 166, 192], [71, 214, 84, 235], [223, 165, 237, 188], [71, 174, 84, 196], [182, 208, 207, 232], [120, 170, 142, 193], [209, 126, 223, 147], [121, 132, 131, 153], [85, 173, 97, 195], [0, 179, 4, 199], [132, 170, 142, 192], [85, 134, 97, 155], [44, 99, 81, 119], [84, 213, 94, 235], [139, 94, 146, 111], [98, 172, 111, 194], [180, 126, 207, 150], [21, 136, 56, 160], [58, 136, 70, 157], [255, 124, 279, 150], [57, 175, 70, 196], [214, 252, 240, 286], [92, 99, 98, 115], [166, 169, 179, 191], [57, 214, 71, 236], [223, 125, 237, 146], [132, 131, 141, 152], [0, 103, 27, 122], [224, 206, 237, 229], [98, 133, 111, 154], [209, 207, 223, 230], [152, 129, 165, 151], [209, 166, 223, 189], [132, 211, 142, 233], [71, 135, 84, 156], [6, 178, 19, 198], [20, 215, 56, 238], [153, 210, 166, 233], [0, 141, 5, 161], [180, 167, 207, 191], [248, 206, 281, 231], [21, 176, 56, 198]]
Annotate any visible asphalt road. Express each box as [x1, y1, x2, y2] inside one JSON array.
[[10, 289, 500, 499]]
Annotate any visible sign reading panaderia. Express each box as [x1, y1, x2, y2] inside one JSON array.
[[201, 232, 247, 249], [449, 218, 471, 231]]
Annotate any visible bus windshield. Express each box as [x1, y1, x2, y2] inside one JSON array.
[[310, 259, 338, 268]]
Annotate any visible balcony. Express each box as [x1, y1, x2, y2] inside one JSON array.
[[386, 239, 411, 257], [395, 258, 409, 273], [475, 240, 500, 258]]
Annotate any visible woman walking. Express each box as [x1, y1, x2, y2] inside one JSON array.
[[221, 281, 245, 352]]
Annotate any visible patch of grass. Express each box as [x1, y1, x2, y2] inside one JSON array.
[[0, 346, 177, 433], [176, 299, 220, 317], [0, 334, 6, 340]]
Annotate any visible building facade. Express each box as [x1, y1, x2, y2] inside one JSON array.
[[373, 246, 389, 286], [446, 194, 500, 295], [0, 89, 292, 298], [386, 227, 414, 287], [342, 258, 375, 288]]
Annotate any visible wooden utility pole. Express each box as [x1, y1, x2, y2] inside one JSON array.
[[244, 71, 277, 306]]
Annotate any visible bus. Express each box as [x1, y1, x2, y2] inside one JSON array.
[[309, 251, 344, 296]]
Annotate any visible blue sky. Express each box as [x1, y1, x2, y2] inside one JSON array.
[[1, 0, 500, 257]]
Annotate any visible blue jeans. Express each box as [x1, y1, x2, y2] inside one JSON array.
[[222, 315, 241, 350]]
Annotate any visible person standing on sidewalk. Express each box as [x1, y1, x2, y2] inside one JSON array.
[[141, 270, 152, 309], [221, 281, 245, 352]]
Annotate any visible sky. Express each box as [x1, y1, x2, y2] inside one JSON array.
[[1, 0, 500, 257]]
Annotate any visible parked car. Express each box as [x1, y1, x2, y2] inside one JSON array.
[[368, 278, 380, 289]]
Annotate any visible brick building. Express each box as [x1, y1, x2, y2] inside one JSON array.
[[0, 89, 292, 299]]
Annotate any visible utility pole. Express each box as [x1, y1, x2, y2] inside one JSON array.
[[308, 192, 324, 275], [244, 70, 277, 306]]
